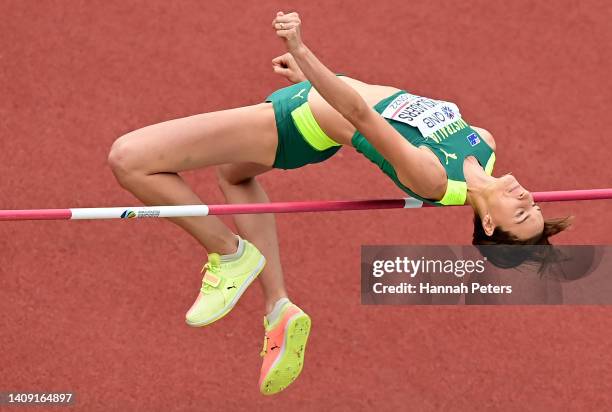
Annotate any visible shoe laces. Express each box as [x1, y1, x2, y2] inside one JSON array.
[[260, 334, 269, 357], [200, 253, 221, 294], [260, 317, 272, 357]]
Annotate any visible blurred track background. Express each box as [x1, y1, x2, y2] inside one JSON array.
[[1, 0, 611, 410]]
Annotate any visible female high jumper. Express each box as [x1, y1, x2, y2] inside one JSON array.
[[107, 11, 570, 394]]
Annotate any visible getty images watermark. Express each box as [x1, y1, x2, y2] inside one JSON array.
[[361, 245, 612, 305]]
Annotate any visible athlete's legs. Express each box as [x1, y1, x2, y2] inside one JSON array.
[[217, 162, 287, 313], [107, 103, 278, 255]]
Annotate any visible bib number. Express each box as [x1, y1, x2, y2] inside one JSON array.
[[381, 93, 462, 137]]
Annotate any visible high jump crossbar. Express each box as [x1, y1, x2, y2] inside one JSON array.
[[0, 189, 611, 221]]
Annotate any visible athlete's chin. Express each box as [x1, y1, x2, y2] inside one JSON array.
[[486, 174, 519, 197], [483, 177, 507, 199]]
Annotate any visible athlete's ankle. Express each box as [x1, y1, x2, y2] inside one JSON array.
[[265, 294, 289, 316], [266, 297, 291, 324], [220, 235, 245, 262], [211, 234, 241, 257]]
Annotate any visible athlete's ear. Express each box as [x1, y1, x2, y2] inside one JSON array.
[[482, 213, 495, 237]]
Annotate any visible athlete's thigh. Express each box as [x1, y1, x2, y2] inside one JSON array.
[[121, 103, 278, 173]]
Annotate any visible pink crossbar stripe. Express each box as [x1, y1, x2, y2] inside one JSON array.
[[0, 209, 72, 221], [207, 199, 408, 215], [533, 189, 612, 202], [207, 189, 612, 215]]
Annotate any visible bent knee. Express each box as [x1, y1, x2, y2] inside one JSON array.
[[107, 133, 146, 179]]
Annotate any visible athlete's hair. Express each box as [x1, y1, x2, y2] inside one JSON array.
[[472, 215, 573, 272]]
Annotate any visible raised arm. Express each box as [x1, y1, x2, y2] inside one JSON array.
[[272, 12, 444, 198]]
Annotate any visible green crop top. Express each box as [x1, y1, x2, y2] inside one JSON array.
[[351, 90, 496, 206]]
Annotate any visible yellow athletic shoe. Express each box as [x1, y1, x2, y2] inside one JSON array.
[[185, 237, 265, 327], [259, 302, 311, 395]]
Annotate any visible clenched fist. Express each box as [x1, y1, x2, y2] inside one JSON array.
[[271, 53, 306, 83], [272, 11, 303, 53]]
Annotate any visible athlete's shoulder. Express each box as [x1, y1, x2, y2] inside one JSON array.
[[471, 126, 496, 151]]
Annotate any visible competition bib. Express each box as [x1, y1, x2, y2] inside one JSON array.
[[381, 93, 462, 137]]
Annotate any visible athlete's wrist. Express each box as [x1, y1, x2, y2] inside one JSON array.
[[293, 71, 307, 83], [289, 44, 308, 58]]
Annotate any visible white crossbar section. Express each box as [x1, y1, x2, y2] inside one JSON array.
[[403, 198, 424, 208], [70, 205, 210, 220]]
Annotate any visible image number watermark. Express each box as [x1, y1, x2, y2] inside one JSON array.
[[0, 392, 75, 405]]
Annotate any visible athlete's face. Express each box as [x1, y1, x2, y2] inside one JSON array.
[[484, 174, 544, 240]]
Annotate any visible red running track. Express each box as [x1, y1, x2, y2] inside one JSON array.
[[1, 1, 612, 411]]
